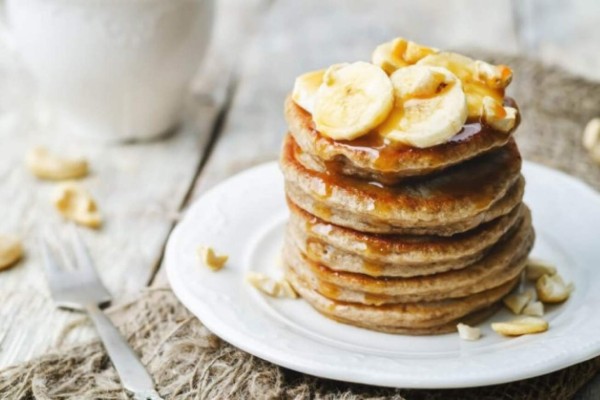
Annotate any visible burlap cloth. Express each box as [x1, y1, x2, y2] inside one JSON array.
[[1, 54, 599, 400]]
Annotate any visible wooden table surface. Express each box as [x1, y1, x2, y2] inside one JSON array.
[[1, 0, 599, 395]]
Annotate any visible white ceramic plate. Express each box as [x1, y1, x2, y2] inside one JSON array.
[[166, 161, 600, 389]]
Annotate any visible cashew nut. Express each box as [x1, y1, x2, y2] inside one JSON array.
[[0, 234, 23, 271], [197, 246, 228, 271], [53, 182, 102, 228], [492, 317, 548, 336], [26, 146, 88, 180]]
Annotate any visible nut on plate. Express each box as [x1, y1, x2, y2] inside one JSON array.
[[197, 246, 228, 271], [26, 146, 88, 180], [371, 37, 438, 74], [525, 258, 557, 280], [456, 323, 481, 341], [503, 291, 534, 314], [279, 279, 299, 299], [53, 182, 102, 229], [0, 234, 23, 271], [481, 96, 517, 132], [536, 274, 570, 303], [522, 301, 544, 317], [246, 272, 298, 299], [492, 317, 549, 336]]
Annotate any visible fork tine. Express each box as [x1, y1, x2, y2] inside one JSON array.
[[38, 233, 69, 291], [67, 223, 104, 281]]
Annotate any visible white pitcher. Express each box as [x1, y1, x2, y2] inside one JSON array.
[[3, 0, 214, 142]]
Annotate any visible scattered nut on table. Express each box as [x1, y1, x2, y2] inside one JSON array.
[[246, 272, 298, 299], [503, 291, 533, 314], [53, 182, 102, 228], [525, 258, 557, 281], [26, 146, 89, 180], [456, 323, 481, 341], [197, 246, 228, 271], [536, 273, 570, 303], [491, 317, 549, 336], [0, 234, 23, 271], [583, 118, 600, 164]]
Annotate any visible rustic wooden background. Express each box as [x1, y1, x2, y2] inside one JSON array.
[[1, 0, 599, 395]]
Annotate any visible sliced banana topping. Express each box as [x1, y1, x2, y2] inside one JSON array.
[[291, 40, 517, 147], [492, 317, 549, 336], [313, 62, 394, 140], [474, 60, 513, 89], [417, 52, 510, 118], [372, 38, 438, 74], [481, 96, 517, 132], [292, 69, 325, 113], [378, 65, 467, 148]]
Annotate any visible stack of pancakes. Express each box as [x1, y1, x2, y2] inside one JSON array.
[[280, 95, 534, 335]]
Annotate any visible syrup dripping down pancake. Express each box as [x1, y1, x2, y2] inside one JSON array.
[[287, 199, 525, 277], [281, 134, 524, 236], [285, 96, 520, 184]]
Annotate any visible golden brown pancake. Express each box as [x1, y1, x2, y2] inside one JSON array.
[[285, 265, 516, 335], [285, 96, 520, 184], [281, 134, 524, 236], [283, 209, 532, 303], [287, 198, 525, 276]]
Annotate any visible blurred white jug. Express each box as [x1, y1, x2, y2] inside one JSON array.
[[3, 0, 214, 142]]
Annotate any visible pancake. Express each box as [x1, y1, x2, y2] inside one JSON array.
[[286, 265, 516, 335], [281, 134, 524, 236], [285, 96, 520, 184], [287, 198, 524, 276], [282, 206, 533, 303]]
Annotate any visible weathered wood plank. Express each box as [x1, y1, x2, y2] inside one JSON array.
[[0, 89, 219, 367], [0, 0, 267, 368]]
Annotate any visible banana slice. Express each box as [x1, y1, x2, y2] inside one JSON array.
[[313, 62, 394, 140], [372, 38, 438, 74], [474, 60, 513, 89], [378, 65, 467, 148], [292, 69, 325, 113], [481, 96, 517, 132], [417, 52, 511, 118]]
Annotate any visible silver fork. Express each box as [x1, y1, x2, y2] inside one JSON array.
[[39, 225, 163, 400]]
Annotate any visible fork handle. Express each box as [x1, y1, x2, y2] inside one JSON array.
[[85, 303, 162, 399]]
